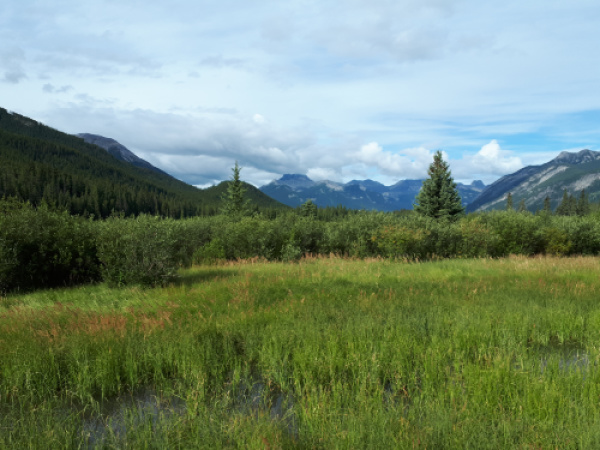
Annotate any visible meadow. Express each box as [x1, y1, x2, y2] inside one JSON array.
[[1, 255, 600, 448]]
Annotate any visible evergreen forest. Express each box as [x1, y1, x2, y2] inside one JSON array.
[[0, 108, 285, 218]]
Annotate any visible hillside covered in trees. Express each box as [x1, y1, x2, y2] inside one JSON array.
[[0, 108, 286, 218]]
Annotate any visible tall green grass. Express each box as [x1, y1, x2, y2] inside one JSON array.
[[1, 256, 600, 448]]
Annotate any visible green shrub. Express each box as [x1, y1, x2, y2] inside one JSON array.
[[371, 225, 431, 259], [173, 217, 214, 267], [458, 216, 500, 258], [213, 217, 286, 260], [324, 212, 388, 256], [96, 215, 182, 287], [541, 227, 572, 256], [192, 238, 226, 265], [479, 211, 544, 256], [0, 200, 99, 293], [551, 216, 600, 255]]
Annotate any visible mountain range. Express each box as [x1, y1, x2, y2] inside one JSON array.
[[3, 107, 599, 215], [260, 175, 486, 211]]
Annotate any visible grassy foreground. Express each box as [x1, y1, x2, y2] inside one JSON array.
[[1, 256, 600, 448]]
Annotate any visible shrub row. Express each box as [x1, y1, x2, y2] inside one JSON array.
[[3, 200, 600, 293], [0, 202, 204, 292], [372, 212, 600, 259]]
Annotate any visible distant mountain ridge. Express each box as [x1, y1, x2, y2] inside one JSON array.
[[260, 175, 485, 211], [77, 133, 167, 175], [466, 149, 600, 212]]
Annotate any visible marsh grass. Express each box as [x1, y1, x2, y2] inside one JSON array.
[[1, 255, 600, 448]]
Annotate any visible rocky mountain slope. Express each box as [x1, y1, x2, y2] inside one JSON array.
[[466, 149, 600, 212]]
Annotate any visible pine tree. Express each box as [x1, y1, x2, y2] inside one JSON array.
[[556, 189, 577, 216], [543, 196, 552, 214], [517, 198, 527, 212], [506, 192, 514, 211], [221, 161, 250, 216], [576, 189, 590, 216], [414, 151, 464, 220]]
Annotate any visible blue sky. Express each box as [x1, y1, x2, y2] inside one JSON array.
[[2, 0, 600, 187]]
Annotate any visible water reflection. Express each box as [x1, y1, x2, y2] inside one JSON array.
[[81, 376, 297, 447]]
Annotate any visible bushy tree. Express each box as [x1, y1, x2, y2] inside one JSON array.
[[414, 151, 464, 220]]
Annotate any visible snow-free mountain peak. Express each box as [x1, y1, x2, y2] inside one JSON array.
[[552, 149, 600, 165], [77, 133, 166, 175]]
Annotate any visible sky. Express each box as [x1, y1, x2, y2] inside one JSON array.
[[2, 0, 600, 188]]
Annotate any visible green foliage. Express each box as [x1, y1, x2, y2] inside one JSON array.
[[0, 199, 99, 293], [541, 227, 572, 256], [96, 215, 185, 286], [192, 238, 226, 265], [478, 211, 544, 256], [372, 225, 431, 259], [414, 150, 464, 220]]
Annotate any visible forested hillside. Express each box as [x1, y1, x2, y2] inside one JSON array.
[[0, 108, 286, 218]]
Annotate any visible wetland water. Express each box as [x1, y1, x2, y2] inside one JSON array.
[[81, 376, 297, 446]]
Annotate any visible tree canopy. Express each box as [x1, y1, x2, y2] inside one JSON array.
[[414, 151, 464, 220]]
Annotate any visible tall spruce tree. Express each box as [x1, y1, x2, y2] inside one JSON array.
[[221, 161, 250, 216], [414, 151, 464, 220]]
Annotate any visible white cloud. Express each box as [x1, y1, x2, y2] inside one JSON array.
[[307, 167, 342, 182], [450, 140, 524, 182], [355, 142, 434, 178], [471, 140, 523, 173]]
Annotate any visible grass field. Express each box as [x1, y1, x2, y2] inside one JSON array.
[[1, 255, 600, 448]]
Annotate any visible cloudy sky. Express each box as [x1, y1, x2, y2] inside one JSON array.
[[2, 0, 600, 187]]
